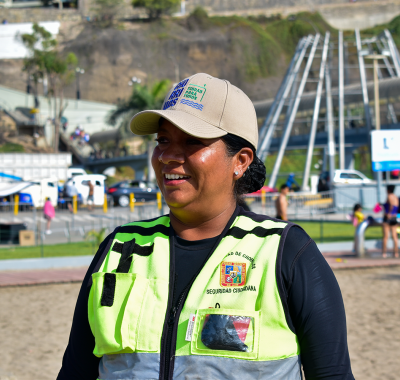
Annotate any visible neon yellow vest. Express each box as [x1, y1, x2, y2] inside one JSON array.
[[88, 212, 301, 380]]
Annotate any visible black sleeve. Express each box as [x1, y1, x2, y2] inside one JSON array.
[[280, 226, 354, 380], [57, 230, 117, 380]]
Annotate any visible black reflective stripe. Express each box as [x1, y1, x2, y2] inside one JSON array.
[[226, 226, 284, 239], [112, 242, 123, 253], [118, 224, 169, 237], [115, 238, 155, 273], [101, 273, 116, 307]]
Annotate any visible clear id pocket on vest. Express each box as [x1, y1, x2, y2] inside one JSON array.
[[90, 272, 149, 357], [191, 309, 260, 359]]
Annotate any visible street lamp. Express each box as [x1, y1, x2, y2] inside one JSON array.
[[128, 76, 142, 86], [75, 67, 85, 100], [364, 53, 388, 203]]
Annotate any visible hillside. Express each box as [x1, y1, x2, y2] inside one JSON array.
[[0, 11, 334, 104]]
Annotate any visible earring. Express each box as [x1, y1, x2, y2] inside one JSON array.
[[234, 171, 239, 176]]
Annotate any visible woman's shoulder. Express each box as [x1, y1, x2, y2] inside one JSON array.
[[116, 214, 170, 235]]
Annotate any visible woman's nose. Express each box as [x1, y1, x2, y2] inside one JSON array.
[[158, 145, 185, 164]]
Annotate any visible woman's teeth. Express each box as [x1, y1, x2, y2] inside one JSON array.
[[165, 174, 189, 180]]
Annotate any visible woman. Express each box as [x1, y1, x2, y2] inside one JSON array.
[[43, 197, 55, 234], [58, 73, 354, 380], [382, 185, 399, 258]]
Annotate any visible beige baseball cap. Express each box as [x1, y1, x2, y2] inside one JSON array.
[[129, 73, 258, 149]]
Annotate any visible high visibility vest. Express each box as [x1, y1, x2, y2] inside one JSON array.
[[88, 211, 301, 380]]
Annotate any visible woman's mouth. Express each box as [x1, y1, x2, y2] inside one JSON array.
[[164, 173, 191, 185]]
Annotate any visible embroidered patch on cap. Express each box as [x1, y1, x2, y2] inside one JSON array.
[[163, 78, 189, 110], [220, 262, 246, 287], [180, 99, 204, 111]]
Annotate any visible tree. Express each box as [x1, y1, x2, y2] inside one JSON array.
[[20, 23, 78, 153], [93, 0, 124, 27], [107, 80, 170, 181], [132, 0, 180, 20]]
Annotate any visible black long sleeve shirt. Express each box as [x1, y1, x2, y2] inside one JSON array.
[[57, 212, 354, 380]]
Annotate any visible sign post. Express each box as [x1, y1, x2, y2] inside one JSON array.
[[371, 129, 400, 202]]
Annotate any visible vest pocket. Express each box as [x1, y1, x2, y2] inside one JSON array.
[[90, 272, 149, 356], [136, 278, 169, 352], [191, 308, 260, 360]]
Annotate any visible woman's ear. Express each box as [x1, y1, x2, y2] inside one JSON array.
[[234, 148, 254, 178]]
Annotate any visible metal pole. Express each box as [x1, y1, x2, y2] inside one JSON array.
[[384, 29, 400, 76], [374, 59, 380, 130], [302, 32, 330, 191], [258, 36, 312, 161], [258, 38, 306, 148], [338, 31, 345, 170], [373, 57, 383, 204], [268, 34, 321, 188], [355, 29, 372, 132], [325, 62, 336, 190]]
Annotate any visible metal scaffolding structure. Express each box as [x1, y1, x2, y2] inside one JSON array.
[[258, 29, 400, 190]]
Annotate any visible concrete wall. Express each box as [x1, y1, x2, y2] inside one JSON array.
[[320, 1, 400, 29], [2, 0, 400, 30], [185, 0, 345, 14]]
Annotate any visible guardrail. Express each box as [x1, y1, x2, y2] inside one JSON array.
[[245, 190, 335, 217], [0, 197, 165, 249]]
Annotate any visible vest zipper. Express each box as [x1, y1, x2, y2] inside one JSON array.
[[160, 207, 240, 380]]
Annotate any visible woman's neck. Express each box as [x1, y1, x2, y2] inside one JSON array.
[[170, 202, 237, 241]]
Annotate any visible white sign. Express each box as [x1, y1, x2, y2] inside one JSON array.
[[371, 130, 400, 171], [0, 22, 60, 60]]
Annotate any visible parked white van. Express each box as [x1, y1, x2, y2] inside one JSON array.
[[22, 177, 59, 207], [64, 174, 106, 206]]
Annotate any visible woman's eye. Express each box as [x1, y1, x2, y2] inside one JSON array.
[[187, 139, 203, 145], [155, 138, 167, 145]]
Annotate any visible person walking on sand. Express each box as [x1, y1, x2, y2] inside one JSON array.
[[43, 197, 55, 234], [275, 184, 290, 220], [382, 185, 399, 258]]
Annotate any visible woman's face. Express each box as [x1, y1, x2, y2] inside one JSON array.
[[152, 120, 238, 215]]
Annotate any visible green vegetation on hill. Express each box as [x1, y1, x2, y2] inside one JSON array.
[[0, 143, 25, 153], [181, 10, 335, 82]]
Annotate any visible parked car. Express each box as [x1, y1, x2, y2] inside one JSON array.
[[318, 169, 372, 191], [107, 180, 159, 207]]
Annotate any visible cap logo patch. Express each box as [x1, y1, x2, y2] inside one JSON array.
[[163, 78, 189, 110], [184, 84, 206, 102], [180, 99, 204, 111], [179, 83, 207, 111]]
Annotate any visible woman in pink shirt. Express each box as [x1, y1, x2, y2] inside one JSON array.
[[43, 197, 55, 234]]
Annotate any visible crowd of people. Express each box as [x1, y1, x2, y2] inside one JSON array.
[[70, 125, 90, 146]]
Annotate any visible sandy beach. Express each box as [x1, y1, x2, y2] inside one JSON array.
[[0, 266, 399, 380]]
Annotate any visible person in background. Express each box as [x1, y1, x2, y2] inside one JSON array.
[[382, 185, 399, 258], [352, 203, 364, 227], [43, 197, 55, 234], [65, 180, 78, 213], [275, 184, 290, 220], [87, 181, 95, 211]]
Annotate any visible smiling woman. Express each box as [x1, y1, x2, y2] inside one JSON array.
[[57, 74, 355, 380]]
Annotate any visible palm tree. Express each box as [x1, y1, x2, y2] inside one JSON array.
[[107, 80, 170, 139], [106, 80, 170, 181]]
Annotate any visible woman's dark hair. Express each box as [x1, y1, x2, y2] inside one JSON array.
[[353, 203, 362, 213], [221, 133, 266, 200], [387, 184, 395, 194]]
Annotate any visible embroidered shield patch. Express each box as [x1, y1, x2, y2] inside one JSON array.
[[220, 262, 246, 287]]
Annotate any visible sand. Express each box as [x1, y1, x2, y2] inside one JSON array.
[[0, 266, 399, 380]]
